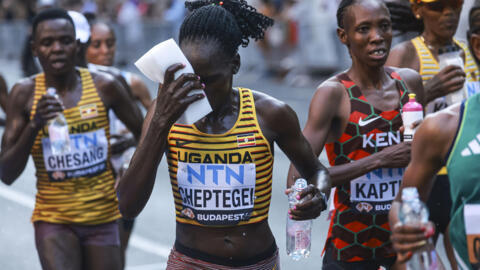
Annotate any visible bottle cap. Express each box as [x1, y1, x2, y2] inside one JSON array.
[[401, 187, 419, 201], [46, 87, 56, 96], [408, 93, 416, 99], [293, 178, 308, 192]]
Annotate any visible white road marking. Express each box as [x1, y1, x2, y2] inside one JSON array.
[[0, 185, 35, 208], [0, 185, 170, 258]]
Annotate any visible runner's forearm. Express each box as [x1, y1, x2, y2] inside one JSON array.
[[117, 120, 169, 218], [328, 153, 383, 187], [1, 122, 40, 184], [423, 81, 441, 104]]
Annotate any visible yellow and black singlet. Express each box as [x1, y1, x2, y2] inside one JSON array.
[[166, 88, 274, 227], [30, 68, 120, 225], [411, 36, 479, 114]]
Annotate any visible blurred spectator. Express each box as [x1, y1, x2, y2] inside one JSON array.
[[257, 0, 299, 79]]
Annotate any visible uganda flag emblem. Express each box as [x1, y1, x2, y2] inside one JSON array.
[[237, 133, 256, 148], [79, 104, 98, 119]]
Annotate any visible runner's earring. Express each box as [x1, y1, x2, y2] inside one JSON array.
[[416, 14, 421, 19]]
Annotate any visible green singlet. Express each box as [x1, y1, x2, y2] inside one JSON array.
[[446, 93, 480, 269]]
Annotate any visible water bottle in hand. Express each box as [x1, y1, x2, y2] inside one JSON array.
[[438, 45, 467, 105], [399, 187, 446, 270], [47, 87, 71, 155], [286, 178, 312, 261], [402, 93, 423, 142]]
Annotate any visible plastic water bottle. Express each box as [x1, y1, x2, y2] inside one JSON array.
[[438, 45, 467, 105], [46, 87, 71, 155], [286, 178, 312, 260], [121, 147, 136, 171], [398, 187, 446, 270], [402, 93, 423, 142]]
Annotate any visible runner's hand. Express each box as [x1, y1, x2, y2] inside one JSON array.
[[33, 94, 64, 128], [153, 63, 204, 127], [425, 65, 466, 102], [390, 222, 435, 262], [288, 184, 327, 220], [379, 142, 411, 168], [399, 120, 422, 133]]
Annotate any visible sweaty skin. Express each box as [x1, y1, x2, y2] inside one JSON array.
[[386, 0, 467, 104], [389, 104, 460, 262], [87, 22, 151, 109], [287, 0, 425, 188], [117, 39, 330, 260], [0, 74, 7, 113], [0, 17, 143, 270]]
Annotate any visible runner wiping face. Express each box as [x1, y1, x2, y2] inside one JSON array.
[[32, 18, 77, 75], [338, 0, 392, 68], [412, 0, 463, 41], [86, 22, 116, 66], [181, 39, 240, 113]]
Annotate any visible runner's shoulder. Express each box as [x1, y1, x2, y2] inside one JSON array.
[[389, 66, 422, 85], [90, 69, 122, 91], [390, 40, 416, 57], [251, 89, 290, 115], [313, 75, 348, 102], [251, 89, 299, 127], [9, 77, 35, 102], [388, 40, 417, 67]]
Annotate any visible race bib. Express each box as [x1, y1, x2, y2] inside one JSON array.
[[177, 162, 256, 226], [42, 129, 108, 182], [464, 204, 480, 268], [350, 168, 404, 214]]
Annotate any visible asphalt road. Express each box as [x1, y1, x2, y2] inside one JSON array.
[[0, 59, 450, 270]]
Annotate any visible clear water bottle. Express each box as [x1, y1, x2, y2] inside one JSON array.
[[398, 187, 446, 270], [286, 178, 312, 260], [438, 45, 468, 105], [121, 147, 136, 171], [46, 87, 71, 155]]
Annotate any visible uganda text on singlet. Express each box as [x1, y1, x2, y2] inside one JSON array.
[[30, 68, 120, 224], [324, 68, 409, 262], [166, 88, 274, 227]]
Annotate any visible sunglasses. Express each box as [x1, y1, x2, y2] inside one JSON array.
[[423, 0, 463, 12]]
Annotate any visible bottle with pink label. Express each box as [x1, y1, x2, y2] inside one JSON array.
[[402, 93, 423, 142]]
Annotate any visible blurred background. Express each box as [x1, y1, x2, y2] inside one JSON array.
[[0, 0, 475, 269]]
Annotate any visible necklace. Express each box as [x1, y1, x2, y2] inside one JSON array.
[[420, 35, 435, 51]]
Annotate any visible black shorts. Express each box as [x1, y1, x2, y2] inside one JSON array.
[[322, 242, 396, 270], [426, 174, 452, 235]]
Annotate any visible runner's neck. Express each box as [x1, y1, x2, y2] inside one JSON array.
[[348, 64, 388, 91], [44, 68, 79, 94], [421, 32, 455, 52]]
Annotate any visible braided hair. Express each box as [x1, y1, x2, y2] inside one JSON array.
[[179, 0, 274, 57], [337, 0, 357, 28]]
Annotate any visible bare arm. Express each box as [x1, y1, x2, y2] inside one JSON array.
[[386, 41, 419, 70], [286, 80, 348, 186], [95, 73, 143, 141], [0, 75, 8, 112], [397, 67, 426, 106], [117, 64, 204, 219], [130, 74, 152, 110], [0, 81, 63, 184], [389, 105, 459, 256], [256, 93, 331, 220]]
